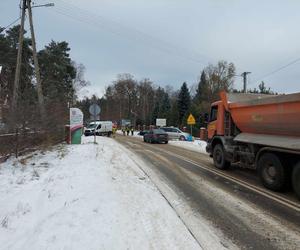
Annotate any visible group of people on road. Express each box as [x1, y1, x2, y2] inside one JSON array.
[[122, 127, 134, 136]]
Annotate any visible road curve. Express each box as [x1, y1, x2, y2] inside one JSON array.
[[115, 135, 300, 250]]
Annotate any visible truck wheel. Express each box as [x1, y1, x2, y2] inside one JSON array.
[[258, 153, 287, 191], [292, 162, 300, 199], [213, 144, 230, 170]]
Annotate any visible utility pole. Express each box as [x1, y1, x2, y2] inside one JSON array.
[[12, 0, 53, 122], [27, 0, 46, 120], [12, 0, 27, 112], [241, 72, 251, 93]]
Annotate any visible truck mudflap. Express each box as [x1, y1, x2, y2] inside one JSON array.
[[206, 141, 212, 154]]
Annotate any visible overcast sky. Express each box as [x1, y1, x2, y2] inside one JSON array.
[[1, 0, 300, 97]]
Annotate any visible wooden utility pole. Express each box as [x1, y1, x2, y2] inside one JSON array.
[[241, 72, 251, 93], [27, 0, 46, 120], [12, 0, 27, 112]]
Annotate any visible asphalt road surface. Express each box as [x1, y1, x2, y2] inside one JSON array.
[[115, 135, 300, 250]]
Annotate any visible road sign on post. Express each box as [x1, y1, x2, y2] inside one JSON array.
[[89, 104, 101, 144], [187, 114, 196, 125], [156, 118, 166, 127], [187, 114, 196, 136], [89, 104, 101, 119]]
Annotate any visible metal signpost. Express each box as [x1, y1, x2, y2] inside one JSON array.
[[89, 104, 101, 144]]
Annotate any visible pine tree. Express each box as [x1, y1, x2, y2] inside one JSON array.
[[177, 82, 191, 125], [38, 41, 76, 104], [161, 92, 171, 119], [194, 70, 207, 104]]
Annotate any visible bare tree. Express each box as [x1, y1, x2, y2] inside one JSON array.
[[204, 60, 236, 102], [72, 62, 90, 104]]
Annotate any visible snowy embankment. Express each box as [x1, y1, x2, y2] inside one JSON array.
[[0, 136, 200, 250]]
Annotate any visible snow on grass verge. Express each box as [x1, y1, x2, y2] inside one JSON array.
[[0, 136, 200, 250]]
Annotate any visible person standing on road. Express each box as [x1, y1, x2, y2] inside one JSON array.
[[131, 127, 134, 136], [126, 127, 130, 136], [122, 128, 126, 136]]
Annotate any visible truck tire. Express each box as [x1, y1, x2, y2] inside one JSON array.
[[258, 153, 287, 191], [213, 144, 230, 170], [292, 162, 300, 199]]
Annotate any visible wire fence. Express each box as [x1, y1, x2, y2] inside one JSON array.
[[0, 101, 68, 162], [0, 127, 65, 162]]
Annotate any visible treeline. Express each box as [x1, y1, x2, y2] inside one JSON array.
[[0, 25, 88, 137], [77, 61, 275, 132], [77, 61, 236, 128]]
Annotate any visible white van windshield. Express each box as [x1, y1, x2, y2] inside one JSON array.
[[88, 124, 98, 129]]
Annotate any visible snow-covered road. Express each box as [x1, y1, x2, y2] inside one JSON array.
[[0, 136, 200, 250]]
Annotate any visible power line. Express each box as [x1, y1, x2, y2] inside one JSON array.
[[0, 17, 22, 34], [47, 0, 210, 66], [249, 57, 300, 85]]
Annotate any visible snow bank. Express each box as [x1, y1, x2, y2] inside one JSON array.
[[168, 139, 208, 154], [0, 136, 200, 250]]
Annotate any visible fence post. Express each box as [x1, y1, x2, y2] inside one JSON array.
[[15, 128, 19, 158]]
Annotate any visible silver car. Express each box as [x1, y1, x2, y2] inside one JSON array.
[[160, 127, 189, 141]]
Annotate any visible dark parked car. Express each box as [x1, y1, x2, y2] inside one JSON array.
[[143, 129, 168, 144]]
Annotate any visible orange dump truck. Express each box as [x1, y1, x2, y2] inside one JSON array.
[[206, 91, 300, 198]]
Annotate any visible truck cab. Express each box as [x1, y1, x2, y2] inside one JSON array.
[[207, 101, 225, 140]]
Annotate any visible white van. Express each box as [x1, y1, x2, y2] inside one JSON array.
[[84, 121, 113, 136]]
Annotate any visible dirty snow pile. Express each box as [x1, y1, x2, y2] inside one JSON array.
[[168, 140, 208, 154], [0, 136, 200, 250]]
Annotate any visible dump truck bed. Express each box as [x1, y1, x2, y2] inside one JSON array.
[[220, 91, 300, 137]]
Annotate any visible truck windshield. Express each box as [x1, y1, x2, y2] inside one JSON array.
[[210, 106, 218, 121]]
